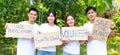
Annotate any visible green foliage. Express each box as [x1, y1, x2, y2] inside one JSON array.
[[118, 0, 120, 2], [85, 0, 113, 14], [0, 0, 41, 55], [112, 10, 120, 33], [0, 0, 119, 55]]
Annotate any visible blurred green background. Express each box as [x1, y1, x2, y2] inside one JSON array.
[[0, 0, 120, 55]]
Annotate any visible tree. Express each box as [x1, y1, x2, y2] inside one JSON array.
[[1, 0, 119, 55]]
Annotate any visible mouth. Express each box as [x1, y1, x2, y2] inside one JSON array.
[[30, 17, 36, 20], [49, 19, 54, 21], [69, 22, 74, 25]]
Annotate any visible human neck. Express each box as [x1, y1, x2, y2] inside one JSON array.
[[28, 20, 34, 24], [90, 19, 94, 24], [69, 25, 74, 27], [48, 23, 54, 26]]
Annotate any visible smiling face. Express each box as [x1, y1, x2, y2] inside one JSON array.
[[47, 13, 56, 24], [28, 10, 37, 22], [87, 9, 97, 21], [66, 16, 75, 27]]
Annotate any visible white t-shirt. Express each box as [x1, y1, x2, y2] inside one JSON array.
[[38, 23, 60, 52], [63, 41, 80, 54], [17, 21, 40, 55], [83, 21, 111, 55]]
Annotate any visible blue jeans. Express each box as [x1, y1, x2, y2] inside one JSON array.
[[62, 51, 79, 55], [37, 50, 56, 55]]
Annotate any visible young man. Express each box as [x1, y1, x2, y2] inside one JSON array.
[[17, 8, 40, 55], [83, 6, 115, 55]]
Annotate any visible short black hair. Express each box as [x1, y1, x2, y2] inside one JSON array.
[[85, 6, 96, 14], [47, 10, 57, 25], [28, 8, 38, 14]]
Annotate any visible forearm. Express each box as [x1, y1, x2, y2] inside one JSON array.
[[109, 30, 115, 37]]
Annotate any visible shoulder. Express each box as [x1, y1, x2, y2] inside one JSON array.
[[54, 25, 60, 30], [18, 21, 27, 24], [34, 23, 40, 28], [34, 23, 39, 26], [39, 23, 48, 28], [55, 25, 60, 28], [40, 23, 48, 26], [83, 22, 90, 26]]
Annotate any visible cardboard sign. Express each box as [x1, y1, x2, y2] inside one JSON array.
[[5, 23, 33, 38], [62, 27, 88, 40], [92, 17, 111, 40], [34, 32, 62, 48]]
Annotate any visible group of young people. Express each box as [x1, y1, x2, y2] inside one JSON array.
[[9, 6, 115, 55]]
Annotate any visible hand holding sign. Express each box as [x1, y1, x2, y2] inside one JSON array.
[[110, 22, 115, 30], [60, 38, 70, 45]]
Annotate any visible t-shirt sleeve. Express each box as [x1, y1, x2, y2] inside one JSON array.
[[33, 24, 40, 34], [82, 23, 87, 29], [18, 21, 25, 24], [39, 24, 43, 33]]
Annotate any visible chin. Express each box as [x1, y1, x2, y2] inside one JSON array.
[[90, 18, 95, 20], [69, 25, 74, 27], [31, 20, 35, 22]]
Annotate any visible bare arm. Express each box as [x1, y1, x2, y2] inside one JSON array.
[[109, 30, 115, 37], [80, 40, 86, 45], [60, 38, 70, 46], [109, 22, 115, 37]]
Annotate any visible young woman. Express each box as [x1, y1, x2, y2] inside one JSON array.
[[83, 6, 115, 55], [61, 14, 80, 55], [37, 10, 60, 55]]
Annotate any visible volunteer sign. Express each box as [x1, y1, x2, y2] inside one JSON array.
[[5, 23, 33, 38], [62, 27, 88, 40], [34, 32, 62, 48], [92, 17, 111, 40]]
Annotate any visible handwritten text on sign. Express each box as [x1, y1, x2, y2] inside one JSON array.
[[34, 32, 62, 48], [5, 23, 33, 38], [92, 17, 111, 40], [62, 27, 88, 40]]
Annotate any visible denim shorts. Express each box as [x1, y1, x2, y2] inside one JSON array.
[[37, 50, 56, 55]]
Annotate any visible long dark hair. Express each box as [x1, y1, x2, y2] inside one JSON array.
[[64, 14, 76, 27], [47, 10, 57, 25]]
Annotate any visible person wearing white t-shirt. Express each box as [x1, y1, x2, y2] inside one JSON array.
[[61, 14, 82, 55], [37, 10, 60, 55], [83, 6, 115, 55], [16, 8, 40, 55], [5, 8, 39, 55]]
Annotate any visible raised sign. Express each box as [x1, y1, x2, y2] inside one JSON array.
[[34, 32, 62, 48], [62, 27, 88, 40], [5, 23, 33, 38]]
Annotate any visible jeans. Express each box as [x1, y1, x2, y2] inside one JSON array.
[[62, 51, 79, 55], [37, 50, 56, 55]]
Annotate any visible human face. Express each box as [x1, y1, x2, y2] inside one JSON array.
[[87, 9, 97, 21], [66, 16, 75, 27], [47, 13, 55, 24], [28, 10, 37, 22]]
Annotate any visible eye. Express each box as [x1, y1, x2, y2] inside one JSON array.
[[30, 13, 33, 15], [91, 12, 94, 13], [87, 12, 90, 14], [67, 19, 70, 21], [30, 13, 36, 16]]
